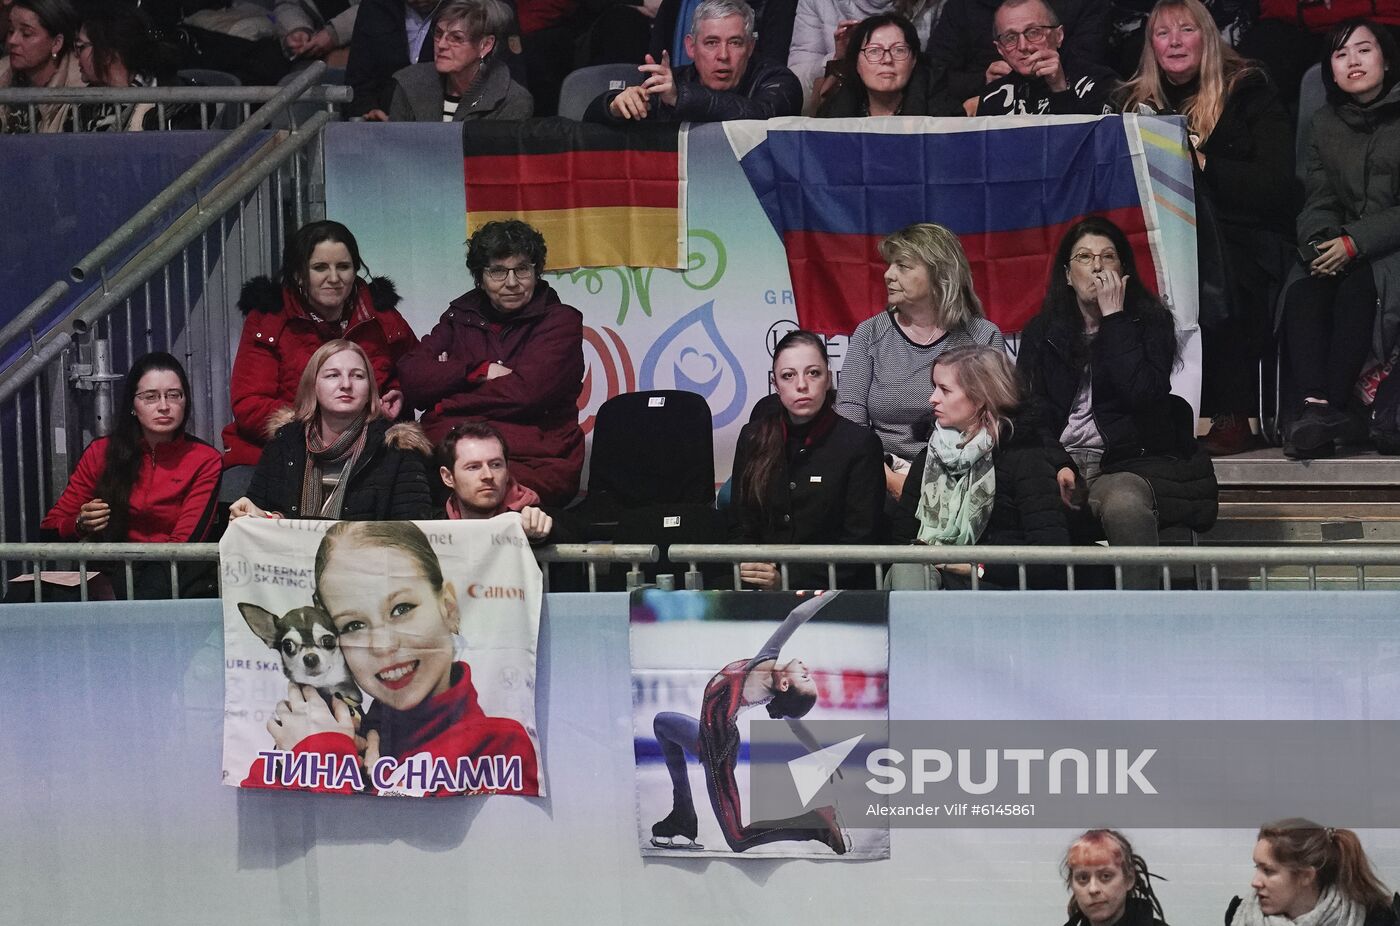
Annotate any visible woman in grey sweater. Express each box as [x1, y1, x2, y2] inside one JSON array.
[[387, 0, 533, 122]]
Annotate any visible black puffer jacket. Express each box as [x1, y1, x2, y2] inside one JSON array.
[[1018, 307, 1218, 532], [892, 412, 1069, 588], [247, 417, 436, 520]]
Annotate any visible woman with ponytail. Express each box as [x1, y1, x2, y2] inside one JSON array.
[[1226, 819, 1400, 925], [728, 330, 885, 589], [1061, 829, 1169, 926], [41, 352, 222, 597], [890, 345, 1068, 589]]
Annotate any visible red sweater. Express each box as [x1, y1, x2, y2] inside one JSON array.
[[41, 434, 223, 542]]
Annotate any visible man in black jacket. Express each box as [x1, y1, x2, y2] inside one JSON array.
[[925, 0, 1109, 115], [345, 0, 439, 117], [585, 0, 801, 123], [976, 0, 1116, 116]]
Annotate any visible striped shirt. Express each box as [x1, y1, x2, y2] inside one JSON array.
[[835, 309, 1006, 462]]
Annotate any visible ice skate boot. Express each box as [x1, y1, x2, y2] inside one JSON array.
[[812, 805, 850, 855], [650, 807, 703, 849]]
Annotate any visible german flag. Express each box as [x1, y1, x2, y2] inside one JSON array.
[[463, 118, 686, 271]]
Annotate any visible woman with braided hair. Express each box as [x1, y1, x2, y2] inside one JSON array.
[[1061, 829, 1169, 926], [648, 591, 849, 854], [1226, 818, 1400, 925]]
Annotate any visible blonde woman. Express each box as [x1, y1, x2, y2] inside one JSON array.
[[1118, 0, 1296, 457], [890, 345, 1068, 588], [229, 340, 434, 521], [835, 222, 1006, 501]]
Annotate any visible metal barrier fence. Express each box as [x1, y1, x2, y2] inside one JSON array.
[[0, 65, 346, 547], [6, 542, 1400, 601], [0, 542, 661, 601]]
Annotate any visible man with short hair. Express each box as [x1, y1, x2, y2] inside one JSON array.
[[976, 0, 1115, 115], [585, 0, 802, 124], [437, 422, 555, 543]]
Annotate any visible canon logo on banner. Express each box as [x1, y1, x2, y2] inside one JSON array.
[[466, 584, 525, 600]]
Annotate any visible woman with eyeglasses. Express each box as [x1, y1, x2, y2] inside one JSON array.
[[74, 4, 196, 132], [399, 219, 585, 506], [41, 352, 223, 598], [817, 13, 962, 117], [0, 0, 83, 133], [789, 1, 940, 114], [223, 220, 418, 500], [386, 0, 533, 122], [1017, 216, 1217, 589], [1118, 0, 1296, 457]]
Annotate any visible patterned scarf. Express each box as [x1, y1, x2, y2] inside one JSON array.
[[1229, 888, 1366, 926], [300, 412, 369, 519], [915, 424, 996, 546]]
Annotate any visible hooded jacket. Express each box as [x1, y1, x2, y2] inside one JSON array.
[[223, 276, 418, 468], [397, 282, 585, 506]]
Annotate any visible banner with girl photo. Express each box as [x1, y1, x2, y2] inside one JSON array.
[[220, 517, 544, 797], [631, 589, 889, 860]]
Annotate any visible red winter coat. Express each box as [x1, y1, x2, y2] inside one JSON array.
[[41, 433, 222, 542], [222, 277, 418, 467], [397, 283, 585, 506], [1258, 0, 1400, 30]]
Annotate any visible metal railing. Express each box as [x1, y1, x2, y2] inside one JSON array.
[[0, 542, 661, 601], [0, 64, 346, 547], [7, 542, 1400, 601], [0, 80, 351, 133]]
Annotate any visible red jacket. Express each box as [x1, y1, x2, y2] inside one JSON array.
[[242, 662, 540, 796], [1259, 0, 1400, 29], [222, 277, 418, 467], [398, 283, 585, 506], [41, 433, 222, 542]]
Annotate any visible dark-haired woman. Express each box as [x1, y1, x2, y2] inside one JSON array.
[[1226, 819, 1400, 925], [815, 13, 960, 117], [223, 220, 418, 492], [891, 345, 1068, 589], [1061, 829, 1168, 926], [399, 219, 585, 506], [42, 353, 222, 598], [1, 0, 83, 133], [1118, 0, 1296, 456], [729, 330, 885, 590], [1017, 216, 1217, 589], [1282, 20, 1400, 458], [75, 4, 195, 131]]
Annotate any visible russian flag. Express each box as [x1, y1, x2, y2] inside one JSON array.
[[724, 115, 1166, 337]]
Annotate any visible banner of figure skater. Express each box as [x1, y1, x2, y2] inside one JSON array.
[[220, 517, 544, 797], [631, 589, 889, 860]]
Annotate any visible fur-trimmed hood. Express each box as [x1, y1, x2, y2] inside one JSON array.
[[238, 276, 402, 317], [262, 409, 431, 458]]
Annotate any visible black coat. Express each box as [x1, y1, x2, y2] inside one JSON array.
[[1226, 894, 1400, 926], [924, 0, 1110, 103], [817, 62, 964, 118], [248, 418, 436, 520], [585, 58, 803, 124], [344, 0, 436, 117], [729, 401, 884, 589], [892, 413, 1069, 588], [1018, 307, 1218, 532]]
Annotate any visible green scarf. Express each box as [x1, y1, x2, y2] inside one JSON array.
[[915, 424, 996, 546]]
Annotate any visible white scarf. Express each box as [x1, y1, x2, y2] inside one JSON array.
[[915, 424, 996, 546], [1230, 888, 1367, 926]]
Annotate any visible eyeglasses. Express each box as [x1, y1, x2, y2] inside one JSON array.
[[433, 28, 477, 47], [134, 389, 186, 405], [1069, 250, 1121, 267], [860, 43, 912, 62], [484, 264, 536, 283], [994, 25, 1056, 48]]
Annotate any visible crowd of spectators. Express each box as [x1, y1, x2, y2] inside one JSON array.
[[5, 0, 1400, 597]]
